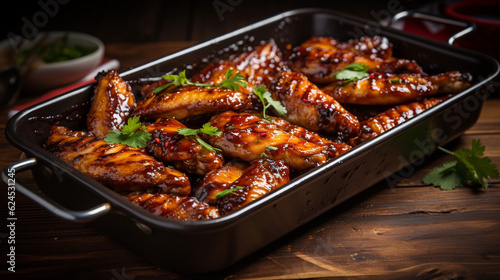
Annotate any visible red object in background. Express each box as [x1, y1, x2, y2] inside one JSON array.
[[400, 0, 500, 62], [445, 0, 500, 61]]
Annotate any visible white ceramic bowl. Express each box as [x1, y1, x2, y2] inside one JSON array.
[[9, 31, 104, 93]]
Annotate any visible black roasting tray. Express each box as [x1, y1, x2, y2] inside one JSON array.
[[3, 8, 499, 273]]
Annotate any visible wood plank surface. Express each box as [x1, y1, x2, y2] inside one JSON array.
[[0, 41, 499, 280]]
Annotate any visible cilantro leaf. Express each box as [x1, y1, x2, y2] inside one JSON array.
[[199, 122, 222, 137], [423, 139, 499, 190], [104, 116, 152, 148], [253, 85, 287, 120], [453, 139, 499, 188], [331, 63, 369, 84], [151, 69, 247, 94], [423, 161, 462, 190], [177, 122, 222, 152], [151, 70, 211, 94], [213, 186, 245, 198], [215, 69, 247, 90]]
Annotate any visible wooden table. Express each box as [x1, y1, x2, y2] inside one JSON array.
[[1, 42, 499, 280]]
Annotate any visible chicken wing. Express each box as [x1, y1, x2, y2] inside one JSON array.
[[124, 192, 220, 221], [210, 158, 290, 215], [231, 40, 286, 88], [322, 71, 472, 105], [205, 110, 329, 170], [270, 71, 360, 141], [195, 160, 249, 203], [45, 126, 191, 195], [87, 70, 136, 138], [285, 36, 424, 84], [132, 84, 250, 120], [349, 96, 448, 145], [193, 41, 285, 87], [145, 117, 225, 175], [265, 114, 352, 158]]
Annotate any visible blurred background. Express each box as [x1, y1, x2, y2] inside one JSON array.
[[1, 0, 440, 44], [0, 0, 498, 108]]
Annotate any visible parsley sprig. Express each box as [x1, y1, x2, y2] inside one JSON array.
[[177, 122, 222, 152], [216, 68, 247, 91], [253, 85, 287, 121], [331, 63, 369, 84], [104, 116, 152, 148], [423, 139, 499, 190], [151, 69, 247, 94]]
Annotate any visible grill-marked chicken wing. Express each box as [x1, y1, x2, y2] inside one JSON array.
[[231, 41, 286, 88], [270, 71, 360, 141], [205, 110, 328, 170], [285, 36, 424, 84], [145, 117, 225, 175], [132, 84, 250, 121], [265, 114, 352, 158], [195, 160, 249, 203], [192, 41, 285, 90], [124, 192, 220, 221], [87, 70, 136, 138], [45, 126, 191, 195], [322, 71, 471, 105], [210, 158, 290, 215], [349, 96, 448, 145]]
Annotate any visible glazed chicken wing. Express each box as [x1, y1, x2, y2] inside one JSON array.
[[205, 110, 329, 170], [87, 70, 136, 138], [124, 192, 220, 221], [270, 71, 360, 141], [285, 36, 424, 84], [192, 41, 285, 89], [145, 117, 224, 175], [322, 71, 472, 105], [266, 114, 352, 158], [349, 96, 448, 145], [231, 40, 286, 88], [195, 160, 249, 203], [132, 84, 250, 120], [45, 126, 191, 195], [209, 158, 290, 215]]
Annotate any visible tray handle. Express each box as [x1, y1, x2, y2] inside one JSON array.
[[2, 158, 111, 223], [390, 10, 476, 46]]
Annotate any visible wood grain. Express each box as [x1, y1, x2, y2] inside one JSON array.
[[0, 42, 499, 280]]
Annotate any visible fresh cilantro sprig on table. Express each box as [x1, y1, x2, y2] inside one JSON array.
[[213, 186, 245, 198], [253, 85, 287, 121], [177, 122, 222, 152], [151, 69, 247, 94], [423, 139, 499, 190], [331, 63, 369, 84], [104, 116, 152, 148]]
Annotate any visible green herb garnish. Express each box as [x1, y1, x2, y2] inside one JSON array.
[[331, 63, 369, 84], [151, 69, 247, 94], [388, 77, 403, 83], [253, 85, 287, 121], [215, 68, 247, 91], [151, 70, 211, 93], [213, 186, 245, 198], [177, 122, 222, 152], [104, 116, 152, 148], [266, 146, 278, 151], [423, 139, 499, 190]]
